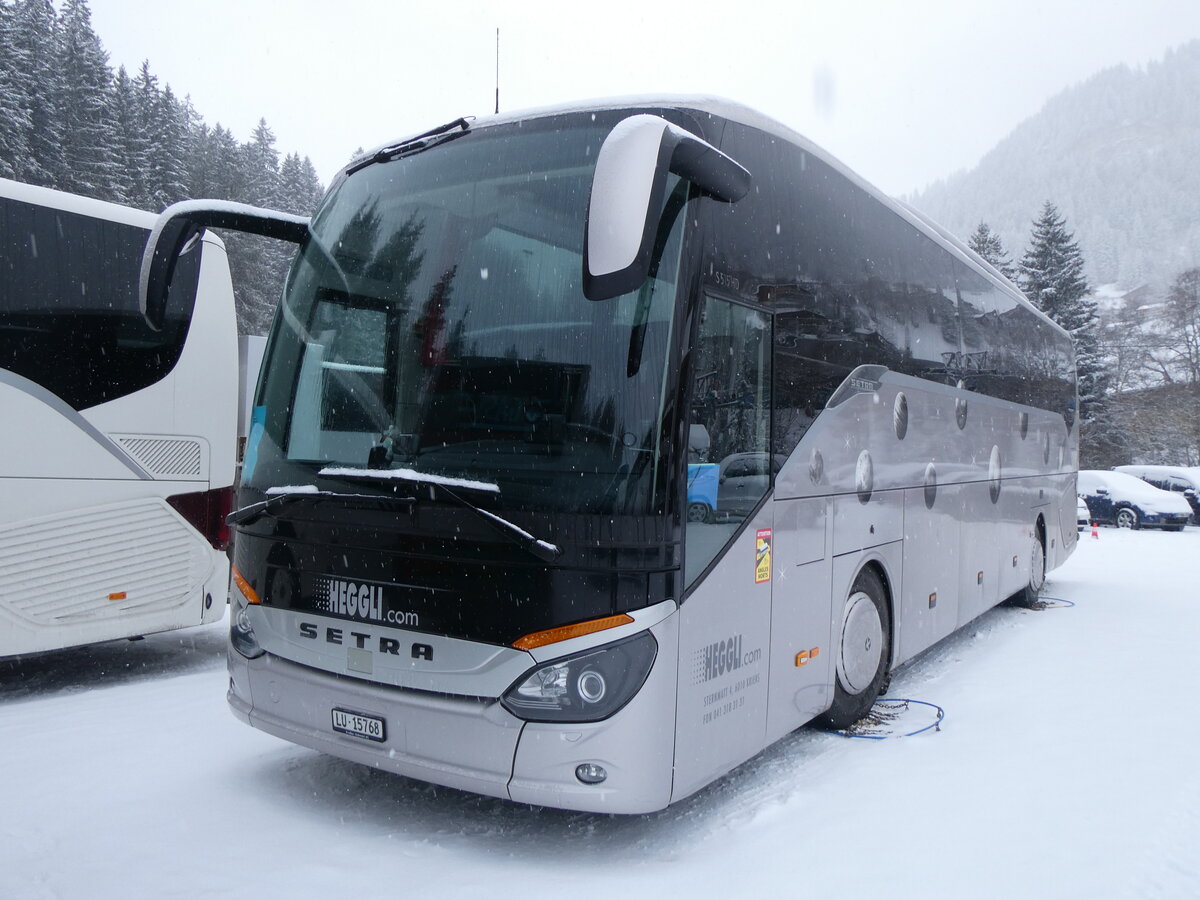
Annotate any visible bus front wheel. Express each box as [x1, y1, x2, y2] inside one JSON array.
[[817, 567, 891, 730]]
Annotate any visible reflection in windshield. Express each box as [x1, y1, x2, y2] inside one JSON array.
[[249, 117, 686, 517]]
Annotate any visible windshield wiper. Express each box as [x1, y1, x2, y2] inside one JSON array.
[[320, 467, 561, 563], [346, 118, 472, 175], [227, 489, 416, 527]]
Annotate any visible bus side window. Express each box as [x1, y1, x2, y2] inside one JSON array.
[[684, 295, 771, 586]]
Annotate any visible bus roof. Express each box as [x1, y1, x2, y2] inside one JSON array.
[[343, 96, 1057, 338]]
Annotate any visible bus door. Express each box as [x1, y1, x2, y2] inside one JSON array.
[[674, 294, 774, 801]]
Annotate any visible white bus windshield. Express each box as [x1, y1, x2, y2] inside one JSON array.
[[249, 118, 686, 516]]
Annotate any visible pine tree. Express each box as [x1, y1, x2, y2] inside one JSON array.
[[147, 83, 190, 207], [277, 152, 323, 216], [56, 0, 120, 199], [0, 2, 33, 179], [1019, 201, 1117, 464], [241, 118, 280, 207], [11, 0, 64, 187], [107, 65, 145, 204], [967, 222, 1016, 280], [130, 60, 160, 208]]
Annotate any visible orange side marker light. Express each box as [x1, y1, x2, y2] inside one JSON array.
[[512, 614, 634, 651], [231, 565, 260, 604]]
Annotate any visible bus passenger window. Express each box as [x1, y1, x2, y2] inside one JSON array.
[[684, 296, 771, 586]]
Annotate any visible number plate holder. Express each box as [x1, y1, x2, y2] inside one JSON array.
[[331, 708, 386, 742]]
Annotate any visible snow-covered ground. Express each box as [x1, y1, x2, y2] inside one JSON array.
[[3, 528, 1198, 899]]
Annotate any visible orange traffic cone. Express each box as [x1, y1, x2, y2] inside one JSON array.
[[1091, 521, 1099, 539]]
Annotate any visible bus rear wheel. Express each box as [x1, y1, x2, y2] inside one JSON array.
[[816, 567, 891, 730], [1012, 529, 1046, 608]]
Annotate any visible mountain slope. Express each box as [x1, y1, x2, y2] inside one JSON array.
[[909, 41, 1200, 291]]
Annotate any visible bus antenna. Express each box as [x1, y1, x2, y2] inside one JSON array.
[[495, 28, 500, 114]]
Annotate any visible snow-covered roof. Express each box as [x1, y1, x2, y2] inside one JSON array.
[[1, 175, 156, 229], [1078, 469, 1193, 515], [1114, 464, 1200, 488]]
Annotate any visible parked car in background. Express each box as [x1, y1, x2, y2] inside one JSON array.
[[686, 452, 786, 521], [1077, 495, 1091, 531], [1113, 465, 1200, 523], [1077, 470, 1192, 531]]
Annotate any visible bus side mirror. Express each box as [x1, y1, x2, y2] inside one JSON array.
[[140, 200, 311, 331], [583, 114, 751, 301]]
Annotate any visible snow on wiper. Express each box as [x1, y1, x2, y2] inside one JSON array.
[[319, 466, 560, 563], [227, 485, 416, 527], [473, 507, 562, 562], [319, 466, 499, 493]]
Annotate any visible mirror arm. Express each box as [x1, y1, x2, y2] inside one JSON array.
[[140, 200, 310, 331]]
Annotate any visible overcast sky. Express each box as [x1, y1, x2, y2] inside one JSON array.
[[88, 0, 1200, 197]]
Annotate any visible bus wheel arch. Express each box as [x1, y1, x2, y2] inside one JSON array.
[[817, 561, 893, 730]]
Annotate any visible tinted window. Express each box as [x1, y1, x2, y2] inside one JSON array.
[[0, 197, 199, 410], [684, 296, 771, 585], [252, 116, 685, 517], [704, 121, 1077, 461]]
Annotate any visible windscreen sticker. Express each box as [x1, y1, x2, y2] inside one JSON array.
[[755, 528, 772, 583]]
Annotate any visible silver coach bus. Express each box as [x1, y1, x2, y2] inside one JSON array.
[[140, 98, 1078, 813]]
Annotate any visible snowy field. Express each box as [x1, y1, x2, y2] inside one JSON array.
[[2, 527, 1198, 900]]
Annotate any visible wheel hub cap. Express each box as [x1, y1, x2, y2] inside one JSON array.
[[838, 591, 883, 694]]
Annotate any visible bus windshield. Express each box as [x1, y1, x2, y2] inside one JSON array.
[[248, 117, 686, 516]]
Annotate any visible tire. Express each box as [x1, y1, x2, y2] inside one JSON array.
[[1012, 528, 1046, 608], [686, 502, 713, 524], [1116, 507, 1139, 530], [1164, 525, 1185, 532], [815, 567, 891, 729]]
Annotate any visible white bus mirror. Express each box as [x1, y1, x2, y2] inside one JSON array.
[[140, 200, 310, 331], [583, 114, 751, 301]]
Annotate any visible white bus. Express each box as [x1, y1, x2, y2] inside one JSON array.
[[0, 178, 238, 657], [141, 99, 1079, 813]]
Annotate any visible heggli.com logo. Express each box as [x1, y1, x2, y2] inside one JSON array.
[[318, 577, 384, 621], [693, 634, 762, 684]]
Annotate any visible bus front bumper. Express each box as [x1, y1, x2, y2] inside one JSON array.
[[227, 620, 677, 814]]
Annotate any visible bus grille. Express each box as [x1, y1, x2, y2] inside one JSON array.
[[116, 436, 204, 477], [0, 498, 213, 626]]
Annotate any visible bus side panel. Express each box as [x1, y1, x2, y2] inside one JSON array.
[[957, 479, 997, 627], [764, 497, 833, 744], [84, 237, 239, 494], [1052, 472, 1078, 571], [0, 494, 219, 656], [896, 486, 961, 666], [672, 507, 773, 806]]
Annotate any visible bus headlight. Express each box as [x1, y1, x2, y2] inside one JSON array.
[[230, 584, 265, 660], [502, 631, 657, 723]]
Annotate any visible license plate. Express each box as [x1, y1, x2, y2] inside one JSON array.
[[331, 708, 386, 742]]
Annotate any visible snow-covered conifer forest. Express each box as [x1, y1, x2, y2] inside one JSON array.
[[0, 0, 323, 334]]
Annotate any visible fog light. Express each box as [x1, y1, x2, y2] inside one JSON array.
[[575, 763, 607, 785]]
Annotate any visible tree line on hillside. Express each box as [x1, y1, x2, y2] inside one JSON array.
[[969, 207, 1200, 468], [0, 0, 324, 333], [912, 42, 1200, 294]]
